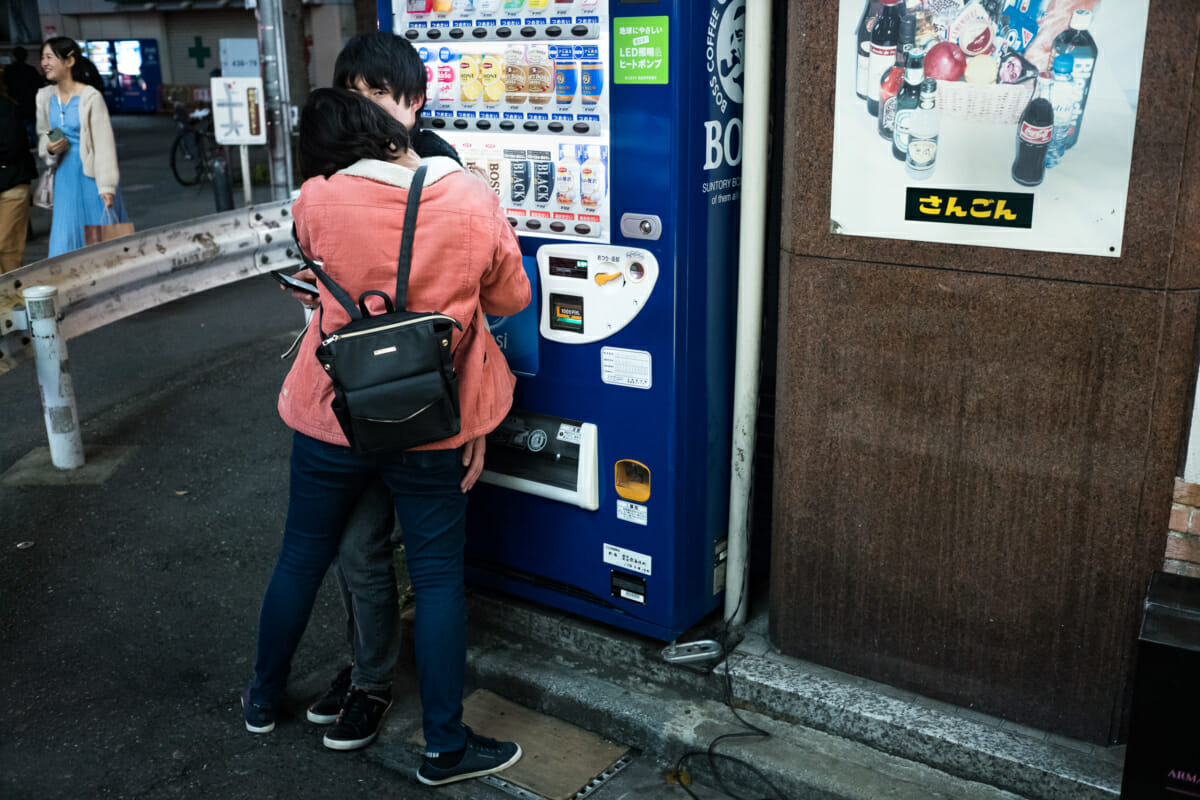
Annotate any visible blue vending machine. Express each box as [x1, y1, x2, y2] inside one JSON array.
[[383, 0, 745, 640], [113, 39, 162, 113]]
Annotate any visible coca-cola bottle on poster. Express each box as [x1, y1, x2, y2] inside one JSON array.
[[855, 0, 883, 102], [1011, 72, 1054, 187], [867, 0, 902, 117], [877, 14, 915, 141]]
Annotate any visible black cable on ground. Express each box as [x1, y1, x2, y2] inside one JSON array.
[[669, 590, 786, 800]]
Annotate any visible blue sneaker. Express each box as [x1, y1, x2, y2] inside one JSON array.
[[241, 688, 276, 734], [417, 726, 522, 786]]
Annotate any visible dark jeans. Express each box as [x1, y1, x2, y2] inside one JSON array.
[[249, 432, 469, 753], [333, 477, 400, 692]]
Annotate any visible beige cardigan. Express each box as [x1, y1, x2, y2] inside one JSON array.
[[36, 85, 119, 195]]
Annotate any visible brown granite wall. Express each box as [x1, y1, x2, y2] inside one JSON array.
[[769, 0, 1200, 743]]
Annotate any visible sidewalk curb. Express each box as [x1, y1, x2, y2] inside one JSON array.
[[458, 591, 1123, 800]]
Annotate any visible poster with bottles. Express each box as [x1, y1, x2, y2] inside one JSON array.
[[397, 0, 611, 240], [830, 0, 1148, 258]]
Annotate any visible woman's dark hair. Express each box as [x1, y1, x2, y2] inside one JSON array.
[[333, 32, 427, 109], [42, 37, 104, 91], [298, 88, 411, 180]]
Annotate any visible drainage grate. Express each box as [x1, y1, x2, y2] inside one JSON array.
[[480, 753, 636, 800]]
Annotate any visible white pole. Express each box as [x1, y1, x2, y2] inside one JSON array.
[[22, 286, 84, 469], [724, 0, 772, 627], [240, 145, 253, 206]]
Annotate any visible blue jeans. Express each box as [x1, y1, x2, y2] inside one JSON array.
[[249, 432, 469, 753]]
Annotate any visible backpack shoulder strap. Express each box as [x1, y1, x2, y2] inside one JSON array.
[[291, 224, 361, 322], [395, 164, 427, 311]]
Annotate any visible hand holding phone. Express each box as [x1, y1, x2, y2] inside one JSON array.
[[271, 269, 319, 299], [45, 128, 69, 156]]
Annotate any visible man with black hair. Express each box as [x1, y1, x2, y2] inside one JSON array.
[[333, 31, 461, 165]]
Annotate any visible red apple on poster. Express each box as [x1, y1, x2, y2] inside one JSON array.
[[925, 41, 967, 81]]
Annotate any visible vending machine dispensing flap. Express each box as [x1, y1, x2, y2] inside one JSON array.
[[479, 410, 599, 510]]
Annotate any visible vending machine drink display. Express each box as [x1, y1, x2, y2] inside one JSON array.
[[384, 0, 745, 639]]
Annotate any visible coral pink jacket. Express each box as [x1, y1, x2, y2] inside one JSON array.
[[280, 156, 530, 450]]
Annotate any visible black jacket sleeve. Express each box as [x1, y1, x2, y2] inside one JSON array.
[[0, 98, 35, 192], [411, 127, 462, 165]]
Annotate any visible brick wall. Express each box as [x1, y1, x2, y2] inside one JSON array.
[[1166, 479, 1200, 578]]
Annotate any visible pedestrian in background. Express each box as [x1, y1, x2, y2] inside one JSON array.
[[36, 36, 128, 257], [4, 46, 44, 148], [0, 80, 35, 273], [244, 87, 529, 787]]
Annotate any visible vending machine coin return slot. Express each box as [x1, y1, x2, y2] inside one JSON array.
[[614, 459, 650, 502]]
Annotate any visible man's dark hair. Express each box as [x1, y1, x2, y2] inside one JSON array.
[[12, 47, 26, 63], [333, 32, 427, 111], [298, 88, 411, 180]]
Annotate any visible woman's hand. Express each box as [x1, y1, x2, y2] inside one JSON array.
[[286, 268, 319, 307], [45, 138, 68, 156], [100, 193, 114, 208], [460, 434, 487, 493]]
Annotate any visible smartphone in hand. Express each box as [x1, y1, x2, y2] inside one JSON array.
[[48, 128, 65, 142], [271, 269, 319, 297]]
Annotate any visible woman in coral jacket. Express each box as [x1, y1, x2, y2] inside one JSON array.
[[243, 89, 530, 787], [36, 37, 127, 257]]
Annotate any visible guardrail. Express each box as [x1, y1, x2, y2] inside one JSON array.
[[1, 199, 301, 467]]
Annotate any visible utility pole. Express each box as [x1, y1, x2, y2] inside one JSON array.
[[256, 0, 294, 200]]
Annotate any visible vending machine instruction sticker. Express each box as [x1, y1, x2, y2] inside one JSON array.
[[613, 16, 669, 84], [829, 0, 1149, 258], [604, 543, 652, 575], [601, 347, 652, 389], [617, 500, 648, 527]]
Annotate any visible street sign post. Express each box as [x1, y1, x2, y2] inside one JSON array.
[[210, 77, 266, 206]]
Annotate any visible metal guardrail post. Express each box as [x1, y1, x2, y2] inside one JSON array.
[[22, 285, 84, 469]]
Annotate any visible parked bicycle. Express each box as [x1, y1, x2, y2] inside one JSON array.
[[171, 103, 221, 186]]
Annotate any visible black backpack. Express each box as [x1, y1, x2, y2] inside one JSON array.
[[296, 165, 463, 454]]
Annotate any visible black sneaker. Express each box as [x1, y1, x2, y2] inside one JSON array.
[[416, 726, 522, 786], [241, 688, 275, 734], [307, 664, 353, 724], [322, 686, 392, 751]]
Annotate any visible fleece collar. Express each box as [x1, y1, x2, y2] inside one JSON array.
[[336, 156, 462, 188]]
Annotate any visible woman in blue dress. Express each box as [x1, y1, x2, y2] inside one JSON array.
[[36, 37, 127, 257]]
